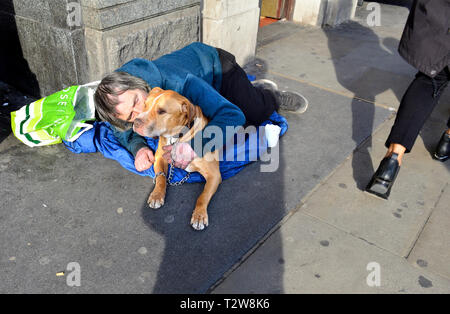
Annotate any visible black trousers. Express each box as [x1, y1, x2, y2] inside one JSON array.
[[386, 66, 450, 153], [216, 48, 278, 126]]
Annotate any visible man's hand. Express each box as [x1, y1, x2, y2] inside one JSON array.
[[162, 142, 197, 169], [134, 147, 155, 172]]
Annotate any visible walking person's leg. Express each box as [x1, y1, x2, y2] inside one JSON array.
[[366, 66, 450, 199]]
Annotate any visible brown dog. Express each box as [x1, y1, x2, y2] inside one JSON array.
[[132, 87, 222, 230]]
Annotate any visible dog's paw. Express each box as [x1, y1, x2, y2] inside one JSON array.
[[148, 191, 165, 209], [190, 209, 208, 231]]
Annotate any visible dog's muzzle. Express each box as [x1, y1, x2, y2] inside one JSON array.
[[133, 118, 160, 138], [133, 118, 142, 131], [133, 118, 147, 136]]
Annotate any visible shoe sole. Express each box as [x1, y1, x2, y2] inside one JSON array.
[[364, 189, 389, 200], [296, 93, 308, 114], [251, 79, 278, 91], [434, 153, 449, 162], [365, 178, 390, 200], [280, 91, 309, 114]]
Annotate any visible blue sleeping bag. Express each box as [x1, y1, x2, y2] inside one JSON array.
[[63, 111, 288, 183]]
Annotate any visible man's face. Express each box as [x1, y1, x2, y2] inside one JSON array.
[[113, 88, 148, 123]]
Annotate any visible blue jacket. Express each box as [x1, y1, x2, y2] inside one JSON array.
[[114, 42, 246, 157]]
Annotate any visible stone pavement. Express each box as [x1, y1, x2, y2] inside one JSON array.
[[0, 2, 449, 294], [212, 2, 450, 293]]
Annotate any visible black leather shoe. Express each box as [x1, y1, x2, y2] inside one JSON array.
[[365, 153, 400, 200], [434, 132, 450, 162]]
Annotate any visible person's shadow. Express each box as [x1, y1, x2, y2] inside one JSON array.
[[324, 21, 408, 190], [0, 1, 40, 144]]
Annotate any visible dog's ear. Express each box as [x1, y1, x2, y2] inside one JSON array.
[[181, 98, 196, 124], [145, 87, 165, 108], [149, 87, 164, 96]]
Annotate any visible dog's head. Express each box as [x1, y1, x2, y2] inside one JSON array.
[[133, 87, 196, 138]]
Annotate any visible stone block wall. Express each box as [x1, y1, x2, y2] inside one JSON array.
[[0, 0, 80, 97], [292, 0, 357, 27], [323, 0, 357, 26], [0, 0, 201, 97], [202, 0, 260, 66], [82, 0, 201, 84]]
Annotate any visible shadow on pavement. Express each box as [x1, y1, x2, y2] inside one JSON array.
[[324, 21, 405, 190], [326, 6, 449, 189]]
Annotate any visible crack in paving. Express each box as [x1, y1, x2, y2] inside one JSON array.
[[405, 183, 449, 260]]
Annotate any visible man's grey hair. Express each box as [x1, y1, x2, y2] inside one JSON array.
[[94, 71, 150, 130]]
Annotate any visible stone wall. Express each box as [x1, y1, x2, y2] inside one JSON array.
[[0, 0, 78, 97], [292, 0, 357, 27], [82, 0, 201, 85], [202, 0, 260, 66], [323, 0, 358, 26], [0, 0, 201, 97]]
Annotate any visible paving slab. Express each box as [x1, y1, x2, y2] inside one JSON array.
[[407, 182, 450, 280], [212, 212, 450, 294], [255, 3, 415, 111], [300, 116, 450, 257], [213, 99, 450, 294]]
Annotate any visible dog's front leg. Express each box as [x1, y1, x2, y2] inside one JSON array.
[[148, 142, 168, 209], [188, 152, 222, 230]]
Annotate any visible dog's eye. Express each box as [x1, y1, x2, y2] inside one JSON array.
[[157, 109, 166, 115]]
